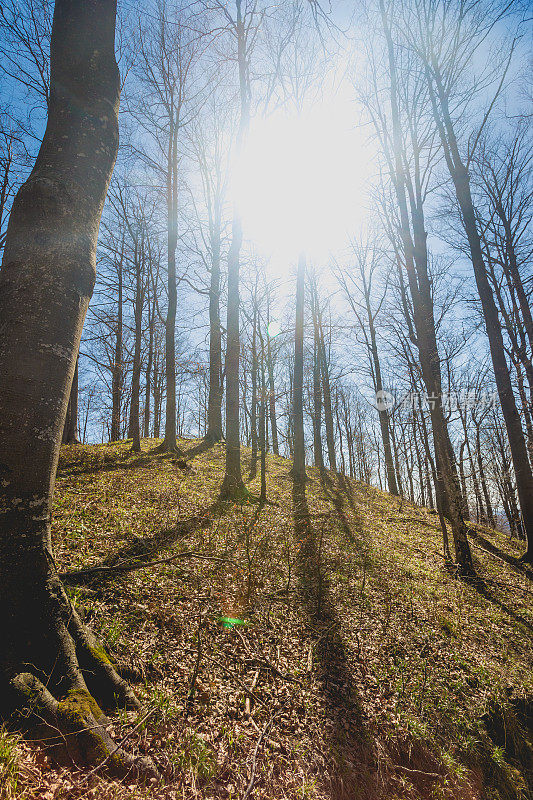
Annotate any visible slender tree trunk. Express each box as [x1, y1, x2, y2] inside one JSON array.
[[428, 64, 533, 562], [128, 240, 142, 452], [0, 0, 154, 776], [311, 293, 324, 472], [266, 334, 279, 455], [143, 288, 155, 439], [110, 237, 123, 441], [204, 207, 223, 443], [363, 274, 399, 495], [291, 252, 306, 481], [158, 106, 181, 454], [317, 312, 336, 472], [249, 295, 258, 479], [475, 426, 495, 528], [219, 0, 248, 500]]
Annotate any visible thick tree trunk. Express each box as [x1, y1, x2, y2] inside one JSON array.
[[291, 252, 306, 481], [0, 0, 155, 777]]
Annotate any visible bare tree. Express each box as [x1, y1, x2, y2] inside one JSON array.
[[0, 0, 154, 775]]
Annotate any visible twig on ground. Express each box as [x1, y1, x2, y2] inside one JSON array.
[[203, 655, 266, 707], [243, 718, 272, 800]]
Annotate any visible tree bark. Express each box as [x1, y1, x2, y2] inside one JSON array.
[[62, 355, 79, 444], [317, 312, 336, 473], [249, 292, 258, 479], [291, 252, 306, 481], [110, 234, 123, 441], [378, 0, 474, 574], [312, 303, 324, 473], [160, 119, 181, 453], [204, 202, 223, 444], [0, 0, 155, 777], [128, 237, 143, 453], [219, 0, 248, 500], [428, 65, 533, 561]]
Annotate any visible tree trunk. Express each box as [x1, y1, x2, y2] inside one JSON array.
[[249, 294, 258, 479], [291, 252, 306, 481], [427, 62, 533, 562], [0, 0, 155, 777], [160, 120, 180, 453], [219, 0, 248, 500], [266, 333, 279, 455], [128, 239, 142, 453], [143, 288, 155, 439], [317, 312, 336, 473], [110, 236, 123, 441], [311, 292, 324, 472], [204, 206, 223, 444], [62, 355, 79, 444], [378, 0, 473, 573]]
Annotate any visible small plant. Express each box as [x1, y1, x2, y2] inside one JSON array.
[[174, 729, 217, 782], [0, 727, 21, 800]]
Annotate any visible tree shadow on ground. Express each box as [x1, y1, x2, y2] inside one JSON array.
[[59, 451, 184, 478], [469, 579, 533, 633], [60, 513, 210, 585], [292, 474, 377, 799], [319, 472, 374, 570], [183, 437, 222, 459], [469, 528, 533, 582]]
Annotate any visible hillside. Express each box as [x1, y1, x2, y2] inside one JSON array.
[[2, 439, 532, 800]]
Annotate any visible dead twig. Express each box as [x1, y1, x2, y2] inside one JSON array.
[[243, 718, 272, 800]]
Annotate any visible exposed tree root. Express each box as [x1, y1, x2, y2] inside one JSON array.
[[215, 477, 258, 508], [8, 673, 158, 781], [1, 582, 159, 782]]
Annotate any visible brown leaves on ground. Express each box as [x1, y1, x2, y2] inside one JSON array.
[[3, 439, 531, 800]]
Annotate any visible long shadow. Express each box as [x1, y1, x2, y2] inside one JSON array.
[[183, 436, 222, 459], [61, 513, 210, 585], [292, 475, 377, 799], [59, 452, 183, 478], [470, 579, 533, 634], [320, 472, 374, 571], [469, 528, 533, 581]]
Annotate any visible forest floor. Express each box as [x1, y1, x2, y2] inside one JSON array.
[[1, 439, 532, 800]]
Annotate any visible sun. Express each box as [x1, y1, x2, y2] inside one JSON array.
[[231, 94, 374, 265]]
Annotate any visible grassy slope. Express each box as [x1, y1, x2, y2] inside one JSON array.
[[2, 439, 532, 800]]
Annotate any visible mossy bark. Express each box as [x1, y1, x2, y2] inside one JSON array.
[[0, 0, 156, 779]]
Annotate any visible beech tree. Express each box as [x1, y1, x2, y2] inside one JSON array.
[[406, 0, 533, 562], [0, 0, 155, 775]]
